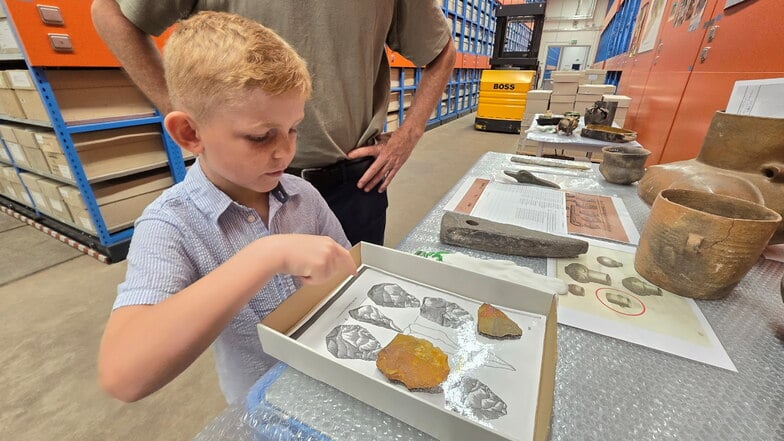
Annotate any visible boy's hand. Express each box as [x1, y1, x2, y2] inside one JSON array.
[[274, 235, 357, 284]]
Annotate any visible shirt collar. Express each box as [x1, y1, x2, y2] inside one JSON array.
[[183, 160, 300, 224]]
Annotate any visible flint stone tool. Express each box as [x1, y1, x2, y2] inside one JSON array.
[[440, 211, 589, 258], [504, 169, 560, 189]]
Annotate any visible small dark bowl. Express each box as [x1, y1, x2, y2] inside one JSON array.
[[536, 115, 563, 126]]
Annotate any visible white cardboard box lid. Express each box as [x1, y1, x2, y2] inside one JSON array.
[[259, 243, 557, 441]]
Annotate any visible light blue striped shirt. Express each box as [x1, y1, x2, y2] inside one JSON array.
[[114, 161, 349, 403]]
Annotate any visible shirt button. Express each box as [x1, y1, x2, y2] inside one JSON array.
[[246, 214, 256, 223]]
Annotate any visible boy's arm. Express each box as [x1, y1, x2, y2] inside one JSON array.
[[99, 233, 355, 402], [91, 0, 173, 114]]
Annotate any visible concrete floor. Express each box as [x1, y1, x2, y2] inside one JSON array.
[[0, 113, 519, 441]]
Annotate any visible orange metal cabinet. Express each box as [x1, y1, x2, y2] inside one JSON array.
[[2, 0, 169, 67], [629, 0, 718, 164], [658, 0, 784, 163], [616, 51, 654, 129]]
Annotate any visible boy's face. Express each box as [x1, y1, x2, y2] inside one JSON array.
[[195, 89, 305, 198]]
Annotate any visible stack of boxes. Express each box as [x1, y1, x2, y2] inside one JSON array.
[[583, 69, 607, 85], [522, 90, 551, 128], [0, 69, 156, 125], [574, 84, 617, 116], [517, 89, 551, 155], [601, 94, 632, 127], [0, 67, 180, 236], [549, 71, 581, 114]]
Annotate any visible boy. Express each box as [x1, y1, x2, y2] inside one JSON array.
[[98, 11, 356, 404]]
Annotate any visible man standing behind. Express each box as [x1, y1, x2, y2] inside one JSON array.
[[91, 0, 456, 245]]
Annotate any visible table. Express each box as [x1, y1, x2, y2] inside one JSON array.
[[526, 115, 642, 158], [194, 152, 784, 441]]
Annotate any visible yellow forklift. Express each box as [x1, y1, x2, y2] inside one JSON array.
[[475, 2, 546, 133]]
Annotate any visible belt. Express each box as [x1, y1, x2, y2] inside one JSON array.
[[285, 157, 374, 190]]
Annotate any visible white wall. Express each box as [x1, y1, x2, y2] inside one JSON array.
[[537, 0, 610, 81], [559, 46, 589, 70]]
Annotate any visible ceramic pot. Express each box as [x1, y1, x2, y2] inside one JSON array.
[[635, 189, 782, 300], [598, 146, 651, 184], [638, 111, 784, 243]]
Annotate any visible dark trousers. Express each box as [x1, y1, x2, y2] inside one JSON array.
[[318, 181, 388, 246], [286, 157, 388, 245]]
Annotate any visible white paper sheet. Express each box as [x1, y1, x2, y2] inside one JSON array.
[[293, 266, 547, 441], [472, 182, 567, 234], [445, 178, 639, 245], [726, 77, 784, 118], [547, 242, 736, 371]]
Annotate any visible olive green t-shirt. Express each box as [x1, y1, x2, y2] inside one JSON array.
[[117, 0, 451, 168]]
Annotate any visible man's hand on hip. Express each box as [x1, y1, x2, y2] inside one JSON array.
[[347, 129, 419, 192]]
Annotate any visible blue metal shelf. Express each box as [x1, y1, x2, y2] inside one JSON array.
[[386, 0, 494, 132], [66, 116, 164, 134], [0, 2, 186, 261], [596, 0, 642, 62], [0, 64, 186, 260]]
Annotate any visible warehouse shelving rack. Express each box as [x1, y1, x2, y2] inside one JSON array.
[[0, 1, 184, 262], [386, 0, 509, 132], [0, 66, 186, 262], [595, 0, 642, 63]]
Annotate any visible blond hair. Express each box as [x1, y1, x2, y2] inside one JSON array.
[[163, 11, 312, 120]]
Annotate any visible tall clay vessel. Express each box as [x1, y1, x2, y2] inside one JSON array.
[[638, 111, 784, 243], [635, 189, 782, 300]]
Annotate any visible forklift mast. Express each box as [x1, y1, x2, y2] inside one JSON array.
[[490, 2, 547, 73], [474, 2, 547, 133]]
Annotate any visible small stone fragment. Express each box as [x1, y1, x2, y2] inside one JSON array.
[[477, 303, 522, 339], [376, 334, 450, 391]]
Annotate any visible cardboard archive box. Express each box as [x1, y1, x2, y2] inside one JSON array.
[[37, 177, 74, 223], [0, 18, 22, 55], [578, 84, 615, 96], [36, 124, 169, 183], [58, 169, 173, 234], [550, 71, 583, 83], [549, 102, 574, 114], [0, 70, 26, 119], [0, 164, 13, 198], [5, 69, 155, 125], [386, 112, 399, 131], [0, 164, 31, 205], [525, 90, 551, 114], [602, 94, 632, 126], [12, 126, 51, 174], [388, 91, 413, 112], [258, 243, 557, 441], [0, 123, 23, 164], [583, 69, 607, 85], [18, 171, 50, 213]]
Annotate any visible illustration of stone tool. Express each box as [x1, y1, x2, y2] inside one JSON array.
[[596, 256, 623, 268], [564, 262, 612, 285], [622, 277, 663, 296], [568, 284, 586, 296]]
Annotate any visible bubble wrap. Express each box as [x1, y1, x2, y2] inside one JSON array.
[[193, 152, 784, 441]]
